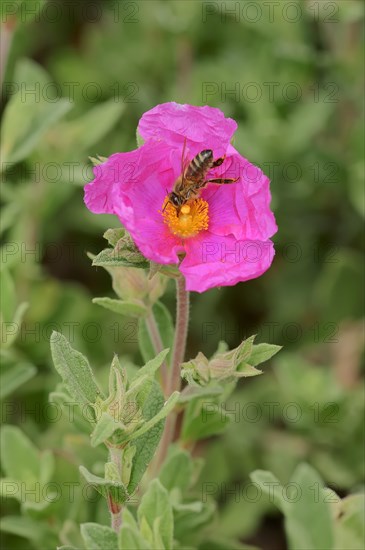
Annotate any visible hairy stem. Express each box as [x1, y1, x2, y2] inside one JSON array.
[[145, 308, 169, 395], [152, 276, 190, 474], [169, 275, 190, 394], [109, 447, 123, 533]]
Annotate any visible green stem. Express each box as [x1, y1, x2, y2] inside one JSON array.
[[145, 308, 169, 395], [152, 276, 190, 473], [168, 275, 190, 394], [108, 447, 123, 533]]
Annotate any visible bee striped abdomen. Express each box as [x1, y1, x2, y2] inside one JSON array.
[[185, 149, 213, 180]]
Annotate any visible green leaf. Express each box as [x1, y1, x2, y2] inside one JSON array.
[[81, 523, 118, 550], [159, 448, 194, 492], [79, 466, 128, 505], [286, 463, 334, 550], [0, 425, 41, 482], [138, 301, 174, 364], [104, 228, 127, 247], [39, 450, 55, 485], [174, 498, 215, 540], [233, 362, 263, 377], [1, 302, 29, 348], [92, 297, 147, 318], [0, 515, 53, 543], [249, 470, 286, 513], [128, 382, 165, 494], [138, 479, 173, 550], [0, 426, 55, 511], [89, 154, 108, 167], [121, 445, 136, 486], [181, 400, 231, 442], [50, 331, 102, 407], [248, 343, 282, 367], [92, 248, 149, 269], [131, 349, 170, 383], [0, 202, 21, 237], [178, 384, 224, 404], [0, 75, 71, 164], [119, 525, 151, 550], [182, 336, 263, 385], [14, 58, 50, 89], [334, 494, 365, 550], [90, 412, 123, 448], [0, 269, 15, 322], [127, 391, 179, 442], [123, 373, 154, 413], [121, 507, 139, 530], [0, 361, 36, 399]]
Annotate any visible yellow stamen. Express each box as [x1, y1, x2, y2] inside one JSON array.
[[161, 197, 209, 238]]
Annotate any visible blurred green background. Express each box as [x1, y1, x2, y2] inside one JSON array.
[[1, 1, 364, 549]]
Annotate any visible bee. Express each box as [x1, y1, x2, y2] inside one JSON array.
[[165, 143, 239, 212]]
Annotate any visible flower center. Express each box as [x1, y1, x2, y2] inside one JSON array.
[[161, 197, 209, 238]]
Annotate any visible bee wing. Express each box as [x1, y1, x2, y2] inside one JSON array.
[[180, 137, 190, 186]]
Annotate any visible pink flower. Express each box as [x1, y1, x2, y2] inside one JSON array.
[[84, 102, 277, 293]]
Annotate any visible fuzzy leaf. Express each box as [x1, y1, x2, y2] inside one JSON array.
[[159, 448, 194, 492], [248, 343, 282, 367], [50, 331, 102, 406], [131, 349, 170, 383], [0, 515, 52, 543], [286, 463, 334, 550], [138, 479, 173, 550], [92, 297, 147, 318], [127, 392, 179, 442], [334, 494, 365, 550], [92, 244, 148, 269], [79, 466, 128, 505], [128, 382, 165, 494], [121, 508, 139, 530], [178, 383, 224, 404], [181, 400, 231, 442], [250, 470, 286, 513], [81, 523, 118, 550], [104, 228, 126, 247], [90, 412, 123, 448], [119, 525, 151, 550]]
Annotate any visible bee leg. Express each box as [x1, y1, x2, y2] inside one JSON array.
[[211, 155, 226, 168], [205, 177, 239, 185]]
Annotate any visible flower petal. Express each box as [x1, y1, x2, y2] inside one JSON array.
[[84, 149, 141, 214], [199, 146, 277, 242], [84, 141, 184, 264], [180, 232, 275, 292], [115, 144, 184, 263], [138, 102, 237, 158], [228, 145, 278, 241]]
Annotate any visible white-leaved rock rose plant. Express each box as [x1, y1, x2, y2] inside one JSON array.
[[50, 103, 281, 549]]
